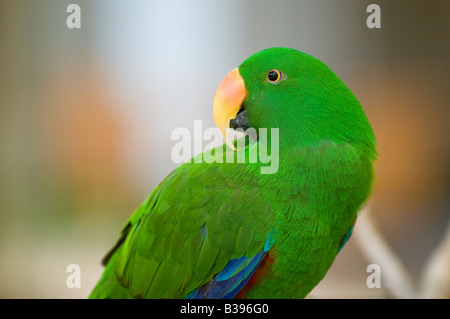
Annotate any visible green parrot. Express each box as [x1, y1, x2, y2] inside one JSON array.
[[89, 47, 377, 299]]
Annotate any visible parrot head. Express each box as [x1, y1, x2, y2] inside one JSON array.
[[213, 47, 376, 154]]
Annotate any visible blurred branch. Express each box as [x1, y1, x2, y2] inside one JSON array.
[[354, 207, 450, 298], [418, 221, 450, 298], [353, 207, 416, 298]]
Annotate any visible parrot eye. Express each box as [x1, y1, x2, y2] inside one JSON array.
[[266, 69, 283, 84]]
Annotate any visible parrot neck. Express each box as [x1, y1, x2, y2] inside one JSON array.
[[260, 139, 373, 223]]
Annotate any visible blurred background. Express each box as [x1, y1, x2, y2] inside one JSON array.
[[0, 0, 448, 298]]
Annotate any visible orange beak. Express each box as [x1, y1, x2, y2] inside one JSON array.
[[213, 68, 247, 150]]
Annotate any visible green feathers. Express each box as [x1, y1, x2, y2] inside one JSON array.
[[91, 144, 275, 298], [240, 48, 376, 156], [90, 47, 376, 299]]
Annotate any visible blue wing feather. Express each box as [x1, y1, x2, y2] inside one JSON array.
[[185, 250, 266, 299], [185, 232, 275, 299], [338, 224, 354, 252]]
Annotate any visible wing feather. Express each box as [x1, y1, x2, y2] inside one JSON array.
[[91, 143, 276, 298]]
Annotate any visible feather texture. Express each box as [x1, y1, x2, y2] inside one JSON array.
[[90, 47, 376, 299]]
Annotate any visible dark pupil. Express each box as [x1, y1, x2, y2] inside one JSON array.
[[268, 71, 279, 82]]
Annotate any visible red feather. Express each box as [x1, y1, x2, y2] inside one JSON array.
[[234, 252, 275, 299]]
